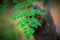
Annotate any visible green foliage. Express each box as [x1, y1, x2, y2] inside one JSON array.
[[26, 0, 35, 6], [12, 9, 35, 39], [12, 10, 27, 20], [13, 2, 26, 10], [27, 8, 36, 16], [13, 0, 35, 10], [0, 5, 7, 15], [13, 0, 18, 3], [12, 8, 45, 40], [36, 9, 45, 15], [29, 16, 41, 28], [0, 18, 21, 40], [24, 28, 34, 39]]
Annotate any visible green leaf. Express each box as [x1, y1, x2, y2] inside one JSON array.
[[13, 0, 35, 11], [12, 10, 26, 20], [26, 0, 35, 7], [13, 2, 26, 10], [28, 8, 36, 16], [29, 16, 41, 28], [36, 9, 45, 15]]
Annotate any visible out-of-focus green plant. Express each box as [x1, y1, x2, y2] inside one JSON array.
[[0, 5, 7, 15], [0, 18, 21, 40], [13, 0, 18, 4]]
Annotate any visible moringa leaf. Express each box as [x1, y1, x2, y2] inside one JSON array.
[[12, 8, 45, 40]]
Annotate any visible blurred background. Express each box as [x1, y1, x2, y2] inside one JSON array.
[[0, 0, 60, 40]]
